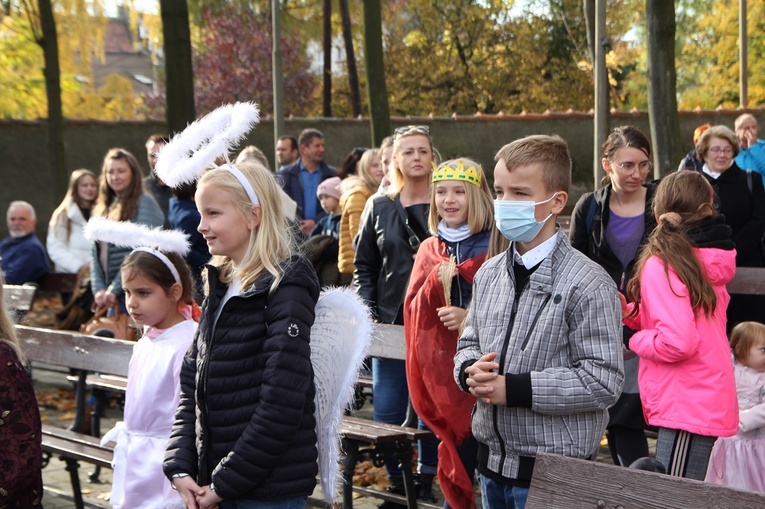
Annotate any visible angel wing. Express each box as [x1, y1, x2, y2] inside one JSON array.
[[311, 287, 373, 504]]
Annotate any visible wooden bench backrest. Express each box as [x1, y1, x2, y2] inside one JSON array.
[[370, 323, 407, 361], [37, 273, 78, 294], [526, 452, 765, 508], [15, 325, 133, 377], [3, 284, 37, 312]]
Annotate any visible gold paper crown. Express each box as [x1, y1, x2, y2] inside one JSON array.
[[431, 160, 482, 186]]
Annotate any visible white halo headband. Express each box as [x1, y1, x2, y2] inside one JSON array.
[[84, 217, 191, 286], [154, 102, 261, 202], [131, 247, 182, 284], [225, 164, 260, 205]]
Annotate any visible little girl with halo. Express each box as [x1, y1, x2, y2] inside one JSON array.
[[89, 219, 198, 508], [163, 158, 320, 509], [405, 158, 493, 508], [705, 321, 765, 492], [623, 170, 738, 480]]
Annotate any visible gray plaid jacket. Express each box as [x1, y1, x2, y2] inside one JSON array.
[[454, 232, 624, 479]]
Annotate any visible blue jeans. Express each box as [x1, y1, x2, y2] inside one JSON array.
[[372, 358, 439, 478], [479, 474, 529, 509], [417, 418, 438, 475], [372, 357, 409, 478], [219, 497, 307, 509]]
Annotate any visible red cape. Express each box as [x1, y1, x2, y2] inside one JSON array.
[[404, 236, 486, 509]]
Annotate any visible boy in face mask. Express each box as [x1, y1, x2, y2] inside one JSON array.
[[453, 135, 625, 509]]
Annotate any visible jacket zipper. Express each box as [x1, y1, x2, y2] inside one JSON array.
[[619, 271, 626, 293], [520, 293, 553, 351], [492, 280, 527, 473]]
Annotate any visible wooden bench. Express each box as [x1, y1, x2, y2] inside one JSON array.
[[16, 325, 133, 509], [337, 323, 438, 509], [526, 452, 765, 508], [37, 272, 79, 295], [23, 322, 435, 508], [3, 283, 37, 322]]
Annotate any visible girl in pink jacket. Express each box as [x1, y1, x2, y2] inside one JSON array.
[[624, 170, 738, 480]]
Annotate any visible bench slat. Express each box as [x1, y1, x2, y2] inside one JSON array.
[[343, 416, 435, 441], [17, 326, 133, 376], [526, 452, 765, 509], [42, 425, 113, 451], [42, 435, 113, 469]]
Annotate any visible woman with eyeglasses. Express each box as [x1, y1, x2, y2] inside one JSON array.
[[692, 125, 765, 329], [91, 148, 165, 314], [569, 126, 658, 468], [354, 125, 440, 506]]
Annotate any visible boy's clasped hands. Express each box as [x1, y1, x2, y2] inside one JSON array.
[[465, 351, 507, 406]]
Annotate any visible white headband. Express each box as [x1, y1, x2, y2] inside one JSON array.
[[131, 247, 182, 284], [225, 164, 260, 205]]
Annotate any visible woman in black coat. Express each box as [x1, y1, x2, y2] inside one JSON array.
[[692, 125, 765, 329]]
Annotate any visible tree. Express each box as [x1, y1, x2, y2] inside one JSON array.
[[322, 0, 331, 116], [339, 0, 361, 117], [193, 4, 315, 116], [37, 0, 65, 194], [362, 0, 390, 145], [646, 0, 681, 177], [160, 0, 195, 134], [676, 0, 765, 108]]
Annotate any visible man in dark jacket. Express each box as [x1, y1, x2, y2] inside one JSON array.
[[144, 134, 172, 228], [0, 201, 49, 285], [276, 129, 337, 237]]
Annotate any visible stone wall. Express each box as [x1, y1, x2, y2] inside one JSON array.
[[1, 108, 763, 238]]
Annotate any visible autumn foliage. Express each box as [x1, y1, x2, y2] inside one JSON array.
[[192, 5, 315, 116]]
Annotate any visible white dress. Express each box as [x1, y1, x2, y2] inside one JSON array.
[[101, 319, 196, 508], [705, 360, 765, 492]]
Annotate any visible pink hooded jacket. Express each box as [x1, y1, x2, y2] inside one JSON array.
[[624, 247, 739, 437]]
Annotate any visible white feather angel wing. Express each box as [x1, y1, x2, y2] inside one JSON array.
[[311, 287, 373, 504]]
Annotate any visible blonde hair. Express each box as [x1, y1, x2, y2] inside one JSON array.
[[0, 276, 23, 363], [386, 127, 436, 198], [357, 149, 381, 191], [494, 135, 571, 194], [730, 321, 765, 364], [696, 125, 740, 163], [236, 145, 271, 171], [428, 158, 494, 235], [198, 160, 295, 293], [93, 148, 145, 220], [49, 169, 97, 241]]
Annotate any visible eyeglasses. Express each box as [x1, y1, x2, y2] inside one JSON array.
[[708, 146, 734, 155], [394, 125, 430, 136], [610, 160, 653, 175]]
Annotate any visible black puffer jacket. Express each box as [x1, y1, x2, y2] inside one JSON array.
[[164, 255, 319, 501], [353, 194, 430, 324]]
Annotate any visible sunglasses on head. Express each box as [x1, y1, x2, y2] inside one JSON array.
[[394, 125, 430, 136]]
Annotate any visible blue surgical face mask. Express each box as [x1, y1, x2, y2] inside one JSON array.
[[494, 193, 558, 242]]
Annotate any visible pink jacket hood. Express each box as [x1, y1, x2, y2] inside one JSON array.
[[627, 247, 738, 437]]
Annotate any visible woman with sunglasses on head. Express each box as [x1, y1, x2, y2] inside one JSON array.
[[569, 126, 658, 468], [690, 125, 765, 329], [354, 126, 440, 507]]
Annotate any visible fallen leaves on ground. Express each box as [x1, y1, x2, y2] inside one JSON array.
[[36, 387, 76, 411]]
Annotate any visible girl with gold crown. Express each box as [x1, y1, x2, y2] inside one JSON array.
[[404, 158, 494, 509]]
